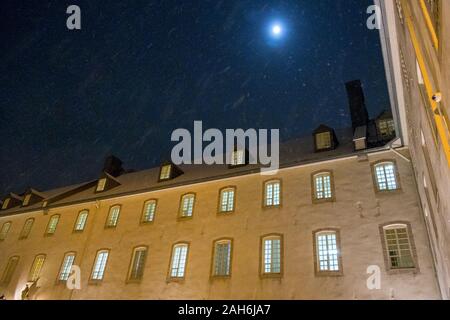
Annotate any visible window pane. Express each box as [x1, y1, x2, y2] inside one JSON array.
[[220, 189, 234, 212], [265, 182, 281, 206], [170, 244, 188, 278], [316, 132, 331, 149], [107, 206, 120, 227], [1, 256, 19, 284], [142, 201, 156, 222], [59, 254, 76, 281], [0, 222, 12, 240], [375, 163, 398, 191], [384, 227, 415, 269], [75, 211, 88, 231], [20, 219, 34, 239], [263, 237, 281, 274], [46, 215, 59, 234], [129, 248, 147, 281], [213, 241, 231, 276], [316, 232, 340, 272], [29, 255, 45, 282], [180, 195, 195, 217], [315, 173, 332, 200], [91, 251, 109, 280], [96, 178, 106, 192], [231, 150, 244, 165], [160, 165, 172, 180]]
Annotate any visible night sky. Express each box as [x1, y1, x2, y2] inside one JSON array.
[[0, 0, 390, 194]]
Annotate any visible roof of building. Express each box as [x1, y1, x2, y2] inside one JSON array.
[[0, 126, 392, 217]]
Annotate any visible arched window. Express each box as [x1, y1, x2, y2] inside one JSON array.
[[141, 200, 157, 223], [74, 210, 89, 231], [28, 254, 46, 282], [105, 205, 121, 228], [91, 249, 110, 281], [179, 194, 195, 218], [127, 246, 148, 282], [314, 230, 342, 275], [20, 218, 34, 239], [58, 252, 76, 281], [381, 223, 416, 270], [261, 234, 283, 276], [0, 221, 12, 240], [312, 171, 334, 202], [264, 180, 281, 207], [45, 215, 60, 235], [218, 187, 235, 213], [212, 239, 232, 277], [373, 161, 399, 191], [169, 243, 189, 279]]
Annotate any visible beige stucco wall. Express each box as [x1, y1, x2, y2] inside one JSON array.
[[0, 149, 440, 300]]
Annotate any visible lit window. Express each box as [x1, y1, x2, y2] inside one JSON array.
[[42, 201, 48, 208], [1, 256, 20, 285], [160, 164, 172, 180], [128, 247, 148, 281], [105, 205, 121, 227], [169, 243, 188, 279], [378, 119, 395, 138], [374, 162, 399, 191], [91, 250, 109, 281], [59, 252, 76, 281], [212, 240, 232, 277], [179, 194, 195, 218], [28, 254, 45, 282], [20, 218, 34, 239], [141, 200, 157, 223], [313, 172, 333, 201], [74, 210, 89, 231], [231, 150, 244, 166], [23, 194, 32, 206], [264, 180, 281, 207], [383, 224, 415, 270], [45, 215, 60, 235], [96, 178, 107, 192], [316, 132, 331, 150], [261, 235, 282, 275], [1, 198, 10, 210], [0, 222, 12, 240], [315, 231, 341, 273], [219, 188, 235, 213]]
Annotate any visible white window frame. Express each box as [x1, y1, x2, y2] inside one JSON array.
[[141, 200, 157, 223], [169, 243, 189, 279], [264, 180, 281, 207], [313, 172, 333, 201], [128, 246, 148, 282], [45, 215, 60, 235], [105, 205, 121, 228], [374, 162, 399, 191], [59, 252, 76, 281], [212, 239, 232, 277], [91, 250, 110, 281], [179, 194, 195, 218], [74, 210, 89, 231], [261, 235, 282, 276], [219, 188, 235, 213], [29, 254, 46, 282], [315, 230, 341, 274]]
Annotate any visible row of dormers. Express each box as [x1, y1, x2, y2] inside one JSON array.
[[3, 122, 391, 212]]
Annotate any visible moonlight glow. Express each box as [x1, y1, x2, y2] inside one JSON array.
[[272, 25, 282, 35]]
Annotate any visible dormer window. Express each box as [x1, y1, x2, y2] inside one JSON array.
[[1, 198, 10, 210], [96, 178, 107, 192], [22, 194, 32, 206], [313, 125, 338, 152], [95, 174, 120, 193], [159, 164, 172, 180], [231, 149, 245, 166], [158, 162, 183, 182], [316, 132, 331, 150], [377, 118, 395, 139]]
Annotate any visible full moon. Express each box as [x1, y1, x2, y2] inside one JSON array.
[[272, 24, 282, 36]]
